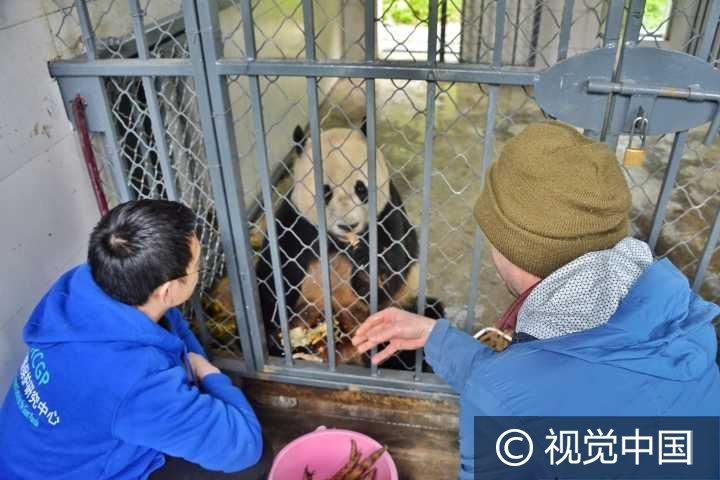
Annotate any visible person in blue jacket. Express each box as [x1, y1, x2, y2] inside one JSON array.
[[353, 122, 720, 479], [0, 200, 267, 479]]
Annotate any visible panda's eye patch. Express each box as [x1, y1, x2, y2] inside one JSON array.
[[323, 184, 333, 204], [354, 181, 368, 203]]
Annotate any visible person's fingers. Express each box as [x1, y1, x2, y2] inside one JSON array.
[[352, 312, 389, 343], [353, 322, 395, 353], [354, 338, 375, 354], [371, 344, 398, 365], [364, 322, 402, 346]]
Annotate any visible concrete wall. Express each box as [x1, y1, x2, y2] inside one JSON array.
[[0, 2, 99, 391]]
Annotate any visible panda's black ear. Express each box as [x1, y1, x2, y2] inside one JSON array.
[[292, 125, 306, 154], [360, 116, 367, 137]]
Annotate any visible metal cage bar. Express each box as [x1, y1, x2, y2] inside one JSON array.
[[73, 0, 132, 203], [625, 0, 646, 47], [50, 59, 538, 85], [302, 0, 337, 371], [464, 0, 506, 334], [193, 0, 265, 371], [74, 0, 98, 60], [235, 0, 295, 366], [557, 0, 574, 62], [648, 131, 689, 252], [597, 0, 626, 143], [365, 0, 380, 378], [693, 207, 720, 292], [129, 0, 178, 200], [414, 0, 441, 380], [697, 0, 720, 60], [465, 86, 500, 334]]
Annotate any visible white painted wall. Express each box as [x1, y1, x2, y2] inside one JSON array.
[[0, 2, 99, 391]]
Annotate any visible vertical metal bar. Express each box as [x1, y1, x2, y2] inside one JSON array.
[[236, 1, 294, 366], [192, 0, 265, 372], [527, 0, 543, 67], [697, 0, 720, 60], [599, 0, 629, 142], [603, 0, 625, 47], [96, 78, 133, 203], [493, 0, 507, 66], [365, 0, 376, 60], [465, 86, 499, 333], [692, 207, 720, 292], [366, 80, 379, 377], [510, 0, 521, 65], [414, 0, 440, 379], [75, 0, 131, 202], [475, 0, 486, 63], [415, 81, 436, 380], [464, 0, 505, 333], [365, 0, 380, 377], [302, 0, 336, 371], [624, 0, 646, 47], [427, 0, 439, 63], [557, 0, 574, 61], [439, 0, 448, 63], [688, 0, 710, 56], [74, 0, 97, 60], [647, 131, 688, 252], [249, 78, 294, 366], [129, 0, 178, 200]]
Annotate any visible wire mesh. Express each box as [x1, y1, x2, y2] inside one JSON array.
[[47, 0, 188, 59]]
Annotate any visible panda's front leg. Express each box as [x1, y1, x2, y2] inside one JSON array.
[[348, 239, 371, 302], [348, 239, 395, 307]]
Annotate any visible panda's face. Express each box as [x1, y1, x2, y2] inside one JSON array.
[[292, 128, 390, 239]]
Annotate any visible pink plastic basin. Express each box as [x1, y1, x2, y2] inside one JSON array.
[[269, 426, 398, 480]]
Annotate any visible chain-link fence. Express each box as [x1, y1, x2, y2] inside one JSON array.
[[49, 0, 720, 395]]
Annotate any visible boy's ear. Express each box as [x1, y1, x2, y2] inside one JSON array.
[[154, 281, 173, 306]]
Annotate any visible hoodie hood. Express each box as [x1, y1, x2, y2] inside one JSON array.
[[23, 264, 183, 353], [529, 257, 720, 381]]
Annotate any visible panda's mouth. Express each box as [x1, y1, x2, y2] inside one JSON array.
[[330, 222, 366, 246], [337, 223, 359, 233]]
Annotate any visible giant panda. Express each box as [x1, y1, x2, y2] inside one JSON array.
[[255, 123, 444, 369]]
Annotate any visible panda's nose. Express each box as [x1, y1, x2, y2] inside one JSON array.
[[338, 223, 359, 232]]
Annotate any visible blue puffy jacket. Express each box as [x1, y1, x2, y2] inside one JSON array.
[[425, 259, 720, 479]]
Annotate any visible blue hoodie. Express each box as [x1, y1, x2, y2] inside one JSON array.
[[425, 259, 720, 479], [0, 265, 262, 479]]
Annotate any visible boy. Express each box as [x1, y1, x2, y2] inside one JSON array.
[[0, 200, 267, 479]]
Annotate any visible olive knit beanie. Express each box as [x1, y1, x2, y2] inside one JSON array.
[[474, 121, 631, 278]]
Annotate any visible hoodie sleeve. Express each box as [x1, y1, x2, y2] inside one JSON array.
[[168, 308, 206, 356], [424, 319, 495, 393], [112, 366, 262, 472]]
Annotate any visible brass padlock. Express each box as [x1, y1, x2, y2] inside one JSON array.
[[624, 112, 648, 167]]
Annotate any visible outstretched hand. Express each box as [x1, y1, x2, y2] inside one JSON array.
[[351, 307, 436, 365]]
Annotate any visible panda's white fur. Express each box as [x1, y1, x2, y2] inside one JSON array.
[[292, 128, 391, 238]]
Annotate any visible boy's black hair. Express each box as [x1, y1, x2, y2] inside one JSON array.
[[88, 200, 198, 306]]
